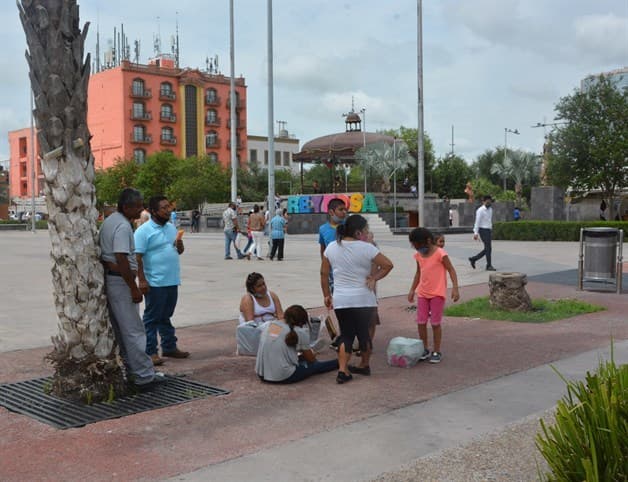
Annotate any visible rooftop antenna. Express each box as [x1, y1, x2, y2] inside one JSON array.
[[175, 11, 180, 67], [134, 39, 140, 64], [95, 15, 101, 72], [112, 26, 117, 65], [153, 16, 162, 55], [214, 54, 219, 74]]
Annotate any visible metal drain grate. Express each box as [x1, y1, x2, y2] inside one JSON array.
[[0, 375, 229, 429]]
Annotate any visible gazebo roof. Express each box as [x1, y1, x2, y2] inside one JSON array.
[[293, 131, 395, 163]]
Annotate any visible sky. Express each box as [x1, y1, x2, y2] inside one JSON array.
[[1, 0, 627, 165]]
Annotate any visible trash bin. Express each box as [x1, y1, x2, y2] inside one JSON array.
[[578, 227, 624, 293]]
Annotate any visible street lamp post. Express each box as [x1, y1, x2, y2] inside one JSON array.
[[503, 127, 519, 191], [393, 138, 398, 229], [360, 107, 366, 193]]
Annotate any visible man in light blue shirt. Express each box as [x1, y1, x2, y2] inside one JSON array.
[[269, 209, 287, 260], [135, 196, 190, 365]]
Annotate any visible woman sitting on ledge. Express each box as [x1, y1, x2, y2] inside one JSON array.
[[256, 305, 339, 383], [239, 272, 283, 324]]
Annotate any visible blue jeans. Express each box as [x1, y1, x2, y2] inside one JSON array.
[[224, 229, 242, 258], [282, 359, 339, 383], [143, 285, 179, 355]]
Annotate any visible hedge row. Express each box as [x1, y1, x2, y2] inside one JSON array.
[[493, 221, 628, 241]]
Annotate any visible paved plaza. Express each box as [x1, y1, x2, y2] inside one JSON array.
[[0, 229, 627, 481]]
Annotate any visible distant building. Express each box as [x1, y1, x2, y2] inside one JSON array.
[[8, 55, 248, 200], [581, 66, 628, 92], [247, 126, 300, 174]]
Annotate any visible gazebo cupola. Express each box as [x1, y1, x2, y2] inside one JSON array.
[[344, 110, 362, 132]]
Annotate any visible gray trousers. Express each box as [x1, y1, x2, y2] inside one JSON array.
[[105, 275, 155, 385]]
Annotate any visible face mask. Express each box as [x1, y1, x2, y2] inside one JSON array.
[[331, 215, 344, 224], [416, 246, 429, 255]]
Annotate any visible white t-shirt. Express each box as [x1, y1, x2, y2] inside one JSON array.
[[324, 240, 380, 308]]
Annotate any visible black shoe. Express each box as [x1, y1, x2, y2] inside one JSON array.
[[468, 257, 476, 269], [336, 371, 353, 384], [486, 266, 496, 271], [330, 336, 341, 351], [135, 372, 168, 392], [348, 365, 371, 376]]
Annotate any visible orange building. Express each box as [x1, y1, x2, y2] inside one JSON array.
[[9, 55, 247, 199], [7, 127, 43, 199]]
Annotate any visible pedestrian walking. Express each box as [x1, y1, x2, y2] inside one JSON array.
[[269, 209, 287, 261], [244, 204, 266, 260], [469, 195, 496, 271], [223, 202, 244, 260]]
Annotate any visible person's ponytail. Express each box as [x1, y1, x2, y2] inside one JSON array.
[[336, 223, 346, 244], [283, 305, 309, 347]]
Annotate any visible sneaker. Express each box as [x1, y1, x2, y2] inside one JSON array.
[[348, 365, 371, 376], [486, 266, 496, 271], [419, 348, 430, 361], [429, 352, 442, 363], [225, 256, 233, 260], [468, 257, 476, 269], [336, 371, 353, 384], [135, 372, 168, 392], [330, 336, 341, 351]]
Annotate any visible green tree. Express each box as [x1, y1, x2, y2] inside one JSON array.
[[135, 151, 179, 200], [432, 155, 473, 198], [509, 150, 542, 207], [380, 126, 435, 184], [546, 76, 628, 219], [471, 148, 508, 188], [167, 156, 229, 209], [357, 141, 414, 193], [94, 159, 140, 207]]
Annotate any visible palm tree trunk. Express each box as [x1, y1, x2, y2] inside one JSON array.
[[19, 0, 126, 402]]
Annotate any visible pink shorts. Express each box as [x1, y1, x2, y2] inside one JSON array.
[[416, 296, 445, 326]]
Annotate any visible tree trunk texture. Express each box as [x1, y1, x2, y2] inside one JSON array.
[[19, 0, 126, 402], [488, 272, 533, 312]]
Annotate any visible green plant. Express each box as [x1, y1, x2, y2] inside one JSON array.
[[493, 221, 628, 241], [536, 348, 628, 481], [444, 297, 604, 323]]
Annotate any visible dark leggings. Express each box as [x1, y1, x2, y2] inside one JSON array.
[[260, 359, 339, 384], [334, 307, 376, 353]]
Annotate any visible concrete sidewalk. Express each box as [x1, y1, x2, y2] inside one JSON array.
[[0, 231, 627, 481]]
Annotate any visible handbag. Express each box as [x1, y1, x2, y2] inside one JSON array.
[[324, 314, 338, 340]]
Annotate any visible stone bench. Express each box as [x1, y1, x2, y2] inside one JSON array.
[[0, 224, 29, 231]]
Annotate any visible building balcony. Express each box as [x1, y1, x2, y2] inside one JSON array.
[[130, 110, 152, 121], [130, 134, 152, 144], [160, 135, 177, 146], [227, 140, 242, 150], [205, 117, 221, 126], [227, 119, 246, 129], [130, 87, 152, 99], [160, 113, 177, 123], [205, 139, 221, 149], [205, 96, 221, 106], [159, 90, 176, 101]]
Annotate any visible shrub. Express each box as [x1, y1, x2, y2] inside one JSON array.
[[494, 221, 628, 241], [536, 351, 628, 481]]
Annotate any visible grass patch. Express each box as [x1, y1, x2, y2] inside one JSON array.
[[444, 297, 604, 323]]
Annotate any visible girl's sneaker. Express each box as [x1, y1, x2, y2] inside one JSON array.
[[429, 352, 442, 363], [419, 349, 430, 361]]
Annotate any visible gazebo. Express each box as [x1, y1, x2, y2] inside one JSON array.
[[293, 110, 395, 193]]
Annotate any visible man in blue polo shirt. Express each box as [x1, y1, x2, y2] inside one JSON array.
[[135, 196, 190, 366]]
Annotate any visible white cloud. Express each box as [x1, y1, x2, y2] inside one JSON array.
[[574, 13, 628, 64]]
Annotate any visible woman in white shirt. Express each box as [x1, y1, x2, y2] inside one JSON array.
[[321, 215, 394, 384], [239, 272, 283, 323]]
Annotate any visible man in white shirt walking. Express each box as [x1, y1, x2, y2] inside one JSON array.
[[469, 195, 496, 271]]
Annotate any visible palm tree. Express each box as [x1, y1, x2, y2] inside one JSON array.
[[19, 0, 126, 401], [490, 154, 513, 191], [509, 151, 542, 206], [357, 141, 414, 193]]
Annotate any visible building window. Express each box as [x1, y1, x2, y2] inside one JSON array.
[[205, 131, 218, 147], [133, 102, 145, 118], [184, 85, 198, 157], [206, 88, 218, 104], [283, 151, 290, 166], [133, 125, 146, 142], [19, 137, 27, 157], [133, 149, 146, 164], [206, 109, 217, 124], [249, 149, 258, 163], [160, 81, 175, 99], [132, 78, 145, 96], [208, 152, 218, 163], [161, 127, 174, 141], [264, 150, 268, 165], [161, 103, 174, 121], [275, 151, 281, 166]]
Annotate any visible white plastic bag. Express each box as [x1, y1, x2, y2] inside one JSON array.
[[236, 320, 270, 356], [386, 337, 424, 368]]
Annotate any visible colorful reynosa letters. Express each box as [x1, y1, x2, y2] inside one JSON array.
[[286, 193, 378, 214]]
